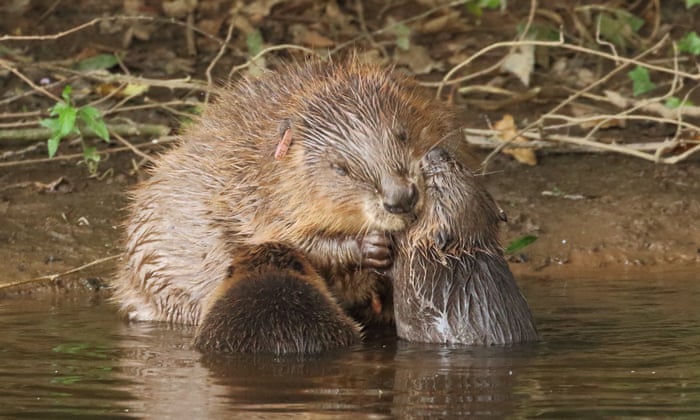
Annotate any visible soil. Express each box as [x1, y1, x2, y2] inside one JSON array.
[[0, 1, 698, 294]]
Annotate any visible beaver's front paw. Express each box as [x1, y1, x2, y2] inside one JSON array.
[[359, 231, 394, 270]]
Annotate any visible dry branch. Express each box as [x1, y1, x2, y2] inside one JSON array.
[[0, 123, 170, 146]]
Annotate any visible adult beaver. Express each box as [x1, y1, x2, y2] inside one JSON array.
[[113, 59, 454, 335], [393, 147, 538, 345], [194, 243, 361, 353]]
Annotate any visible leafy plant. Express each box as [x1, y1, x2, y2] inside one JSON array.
[[75, 53, 119, 71], [465, 0, 502, 17], [505, 235, 538, 254], [687, 0, 700, 8], [665, 96, 694, 109], [391, 22, 411, 51], [596, 9, 644, 50], [40, 86, 110, 174], [628, 65, 656, 96], [679, 31, 700, 55]]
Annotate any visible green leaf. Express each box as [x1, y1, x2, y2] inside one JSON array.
[[47, 135, 61, 158], [60, 85, 73, 104], [679, 31, 700, 55], [75, 54, 119, 71], [78, 106, 110, 142], [505, 235, 538, 254], [246, 29, 264, 56], [687, 0, 700, 8], [391, 23, 411, 51], [664, 96, 694, 109], [465, 2, 483, 17], [628, 66, 656, 96], [597, 10, 643, 49], [39, 116, 60, 132], [615, 9, 644, 32], [55, 105, 78, 138], [479, 0, 502, 8]]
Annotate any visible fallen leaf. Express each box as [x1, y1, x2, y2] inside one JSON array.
[[396, 45, 440, 75], [569, 103, 626, 129], [243, 0, 283, 23], [295, 27, 335, 48], [162, 0, 197, 18], [500, 43, 534, 86], [493, 114, 537, 166]]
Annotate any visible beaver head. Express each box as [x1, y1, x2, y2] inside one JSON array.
[[392, 147, 538, 345], [263, 62, 457, 238]]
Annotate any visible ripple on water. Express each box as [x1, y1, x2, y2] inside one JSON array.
[[0, 275, 698, 418]]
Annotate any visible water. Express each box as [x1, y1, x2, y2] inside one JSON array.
[[1, 274, 698, 419]]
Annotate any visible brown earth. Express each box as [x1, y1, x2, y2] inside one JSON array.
[[0, 1, 698, 293], [1, 148, 697, 295]]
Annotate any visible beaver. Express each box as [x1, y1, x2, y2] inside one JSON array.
[[392, 146, 538, 345], [194, 243, 361, 353], [113, 59, 455, 335]]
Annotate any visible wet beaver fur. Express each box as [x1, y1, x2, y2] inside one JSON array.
[[114, 58, 536, 353], [392, 147, 538, 345], [113, 59, 455, 348], [194, 243, 361, 353]]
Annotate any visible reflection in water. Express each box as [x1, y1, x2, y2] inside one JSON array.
[[0, 275, 699, 418]]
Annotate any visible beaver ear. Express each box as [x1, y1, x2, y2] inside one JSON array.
[[274, 119, 294, 160]]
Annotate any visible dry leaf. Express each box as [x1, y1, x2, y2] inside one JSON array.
[[396, 45, 440, 75], [500, 44, 534, 87], [243, 0, 283, 23], [569, 103, 626, 129], [419, 14, 450, 34], [493, 114, 538, 166], [297, 29, 335, 48], [162, 0, 197, 18]]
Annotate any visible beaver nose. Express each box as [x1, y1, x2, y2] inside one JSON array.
[[382, 176, 418, 214]]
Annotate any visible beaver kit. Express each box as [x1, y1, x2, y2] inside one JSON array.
[[113, 58, 536, 353]]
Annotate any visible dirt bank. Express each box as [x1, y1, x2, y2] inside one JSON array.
[[1, 149, 697, 294]]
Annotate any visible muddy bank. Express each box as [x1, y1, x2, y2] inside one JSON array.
[[0, 150, 697, 294]]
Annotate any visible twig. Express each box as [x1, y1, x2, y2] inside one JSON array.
[[0, 255, 119, 292], [227, 44, 316, 80], [0, 59, 61, 102], [205, 19, 235, 103], [0, 122, 170, 145], [0, 136, 178, 168], [463, 128, 700, 164], [110, 131, 156, 163]]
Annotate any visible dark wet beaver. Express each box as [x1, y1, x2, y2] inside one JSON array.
[[112, 59, 454, 332], [392, 147, 538, 345], [194, 243, 361, 354]]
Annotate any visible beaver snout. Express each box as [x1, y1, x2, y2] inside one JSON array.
[[381, 175, 418, 214]]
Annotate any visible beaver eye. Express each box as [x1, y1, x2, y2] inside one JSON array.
[[330, 162, 349, 176]]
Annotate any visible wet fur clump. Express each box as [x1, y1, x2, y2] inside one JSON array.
[[392, 147, 538, 345], [194, 243, 361, 354]]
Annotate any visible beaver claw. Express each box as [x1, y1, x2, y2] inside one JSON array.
[[359, 231, 393, 269]]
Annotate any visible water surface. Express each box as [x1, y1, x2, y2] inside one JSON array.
[[1, 274, 698, 418]]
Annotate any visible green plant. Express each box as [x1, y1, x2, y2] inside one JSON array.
[[596, 9, 644, 50], [40, 86, 110, 174], [505, 235, 538, 254], [665, 96, 694, 109], [627, 65, 656, 96], [679, 31, 700, 55], [465, 0, 503, 17]]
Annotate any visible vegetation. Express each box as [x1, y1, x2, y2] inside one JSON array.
[[40, 86, 109, 175]]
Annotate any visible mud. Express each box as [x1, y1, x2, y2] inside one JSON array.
[[1, 149, 697, 294]]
